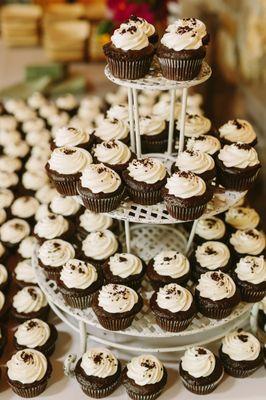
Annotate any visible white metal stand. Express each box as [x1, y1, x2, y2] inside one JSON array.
[[167, 88, 176, 155], [127, 88, 135, 152], [178, 87, 188, 154]]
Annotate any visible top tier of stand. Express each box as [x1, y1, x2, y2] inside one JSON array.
[[104, 60, 212, 91]]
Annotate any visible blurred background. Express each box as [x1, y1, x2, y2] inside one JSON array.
[[0, 0, 265, 221]]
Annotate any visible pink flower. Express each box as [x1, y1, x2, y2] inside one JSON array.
[[107, 0, 155, 25]]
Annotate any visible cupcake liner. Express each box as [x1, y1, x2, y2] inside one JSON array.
[[158, 56, 203, 81], [9, 380, 48, 398], [61, 292, 92, 310], [181, 376, 222, 395], [125, 389, 163, 400], [44, 267, 61, 281], [142, 138, 169, 154], [106, 56, 153, 80], [48, 172, 80, 196], [198, 304, 233, 320], [155, 316, 194, 332], [238, 286, 266, 303], [216, 169, 260, 191], [79, 188, 125, 213], [223, 363, 259, 378], [126, 186, 163, 206], [80, 379, 119, 399], [165, 202, 207, 221], [96, 314, 135, 331]]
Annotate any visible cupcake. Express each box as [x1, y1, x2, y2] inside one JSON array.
[[34, 214, 71, 244], [172, 150, 216, 183], [139, 116, 169, 153], [35, 184, 58, 205], [0, 170, 18, 191], [102, 253, 146, 290], [78, 210, 115, 240], [55, 94, 78, 117], [22, 170, 49, 195], [58, 259, 103, 309], [195, 271, 239, 319], [0, 114, 17, 131], [11, 196, 39, 225], [14, 319, 58, 357], [18, 236, 38, 260], [122, 354, 167, 400], [92, 283, 143, 331], [233, 256, 266, 302], [225, 207, 260, 231], [11, 286, 49, 321], [219, 119, 257, 146], [37, 239, 75, 280], [27, 92, 47, 110], [25, 129, 50, 148], [0, 188, 14, 210], [0, 264, 8, 292], [186, 134, 221, 157], [0, 209, 7, 226], [81, 230, 120, 268], [22, 117, 45, 134], [75, 348, 121, 398], [216, 142, 261, 191], [6, 349, 52, 397], [191, 241, 231, 281], [176, 113, 212, 138], [4, 139, 30, 160], [152, 98, 180, 122], [0, 155, 22, 173], [78, 164, 125, 213], [13, 259, 37, 288], [121, 15, 158, 45], [258, 297, 266, 339], [194, 216, 226, 244], [162, 171, 213, 221], [229, 228, 265, 259], [219, 329, 263, 377], [107, 103, 128, 122], [123, 158, 167, 205], [46, 146, 92, 196], [0, 218, 30, 249], [49, 195, 80, 221], [179, 347, 224, 394], [103, 24, 155, 80], [0, 290, 7, 319], [48, 112, 69, 131], [39, 102, 58, 122], [93, 139, 134, 174], [147, 251, 190, 289], [94, 118, 130, 144], [157, 18, 209, 81], [52, 126, 94, 151]]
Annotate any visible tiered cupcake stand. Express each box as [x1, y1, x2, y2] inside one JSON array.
[[34, 62, 252, 374]]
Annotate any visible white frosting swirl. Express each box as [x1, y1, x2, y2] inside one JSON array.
[[0, 129, 21, 146], [235, 255, 266, 284], [218, 143, 260, 168], [39, 103, 58, 119], [0, 290, 5, 311], [225, 207, 260, 230], [163, 18, 207, 51], [127, 355, 164, 386], [22, 170, 48, 191], [38, 239, 75, 267], [139, 116, 166, 137], [121, 16, 155, 37], [175, 150, 214, 174], [186, 135, 221, 155], [196, 271, 236, 300], [196, 241, 230, 269], [27, 92, 47, 109], [82, 230, 118, 260], [34, 214, 69, 240], [165, 171, 206, 198], [14, 107, 36, 122], [127, 158, 166, 184], [0, 115, 17, 130], [15, 319, 51, 348], [0, 156, 22, 173], [0, 188, 14, 208], [15, 259, 37, 284], [98, 283, 138, 313], [181, 347, 216, 378], [60, 259, 98, 289], [0, 209, 6, 225], [47, 112, 69, 128], [111, 25, 149, 51], [35, 184, 58, 205], [50, 196, 80, 217], [0, 219, 30, 244], [196, 217, 225, 240], [55, 94, 78, 110], [219, 119, 256, 144], [95, 118, 129, 141], [94, 140, 131, 165], [0, 242, 5, 259], [18, 236, 38, 259], [54, 126, 90, 147], [153, 251, 189, 278], [26, 129, 50, 147], [0, 264, 8, 285], [23, 118, 45, 134], [11, 196, 39, 219], [48, 146, 92, 174], [109, 253, 143, 278], [152, 100, 180, 121], [222, 330, 261, 361], [229, 229, 265, 255], [176, 114, 211, 137], [0, 170, 18, 189], [81, 348, 118, 378], [156, 283, 193, 312], [12, 286, 48, 313], [80, 164, 121, 194], [4, 140, 29, 158], [35, 205, 50, 222], [107, 104, 128, 121], [79, 210, 113, 233], [7, 349, 48, 384]]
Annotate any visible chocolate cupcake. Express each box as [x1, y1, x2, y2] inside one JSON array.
[[55, 94, 78, 117], [191, 241, 231, 281], [233, 256, 266, 302], [122, 354, 167, 400], [22, 170, 49, 195], [0, 188, 14, 210], [225, 207, 260, 232], [219, 119, 257, 146], [35, 183, 58, 205], [0, 114, 18, 131], [102, 253, 146, 290], [0, 264, 8, 292], [34, 214, 71, 244], [107, 103, 129, 122], [147, 251, 190, 289], [93, 139, 134, 174], [37, 239, 75, 280], [157, 18, 209, 81], [80, 230, 120, 268], [186, 134, 221, 157], [0, 218, 30, 249], [14, 319, 58, 357], [229, 228, 265, 259], [194, 216, 226, 244], [13, 259, 38, 288], [103, 24, 155, 80], [123, 158, 167, 205], [92, 283, 143, 331], [52, 126, 94, 151], [49, 195, 81, 221], [219, 330, 263, 377], [176, 113, 213, 139], [180, 347, 224, 394], [18, 236, 38, 259], [139, 116, 169, 153], [23, 117, 45, 135], [172, 150, 216, 183], [58, 259, 103, 309], [195, 271, 239, 319], [152, 97, 180, 122], [163, 171, 213, 221], [6, 349, 52, 397], [26, 128, 50, 148], [216, 143, 261, 191], [46, 146, 93, 196], [0, 170, 19, 191], [11, 286, 49, 321], [78, 210, 115, 240], [27, 92, 47, 111], [0, 155, 22, 174], [121, 15, 158, 45], [94, 118, 130, 144], [11, 196, 39, 225], [75, 348, 121, 398], [150, 283, 196, 332]]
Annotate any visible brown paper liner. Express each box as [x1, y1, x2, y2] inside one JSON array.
[[106, 56, 154, 80], [158, 57, 204, 81]]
